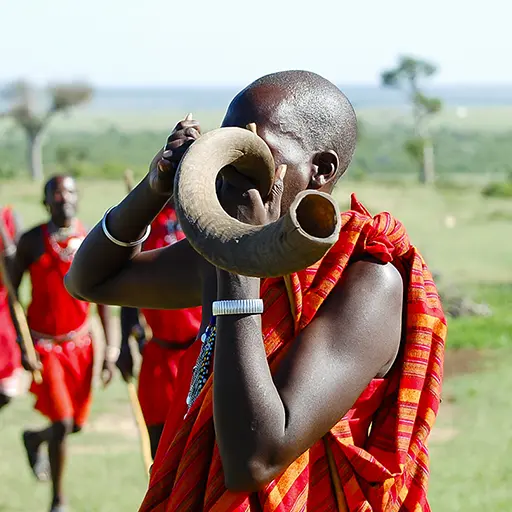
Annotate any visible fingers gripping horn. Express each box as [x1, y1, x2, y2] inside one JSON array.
[[174, 127, 341, 277]]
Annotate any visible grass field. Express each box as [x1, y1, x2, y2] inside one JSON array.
[[0, 178, 511, 511], [2, 178, 511, 285], [2, 106, 512, 134]]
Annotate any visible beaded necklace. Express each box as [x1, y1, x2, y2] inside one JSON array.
[[186, 318, 216, 409], [47, 221, 84, 262]]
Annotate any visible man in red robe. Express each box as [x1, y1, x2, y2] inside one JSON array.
[[0, 204, 23, 409], [66, 71, 446, 511], [117, 200, 202, 458], [9, 175, 115, 512]]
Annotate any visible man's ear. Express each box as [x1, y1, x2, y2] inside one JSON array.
[[310, 151, 339, 189]]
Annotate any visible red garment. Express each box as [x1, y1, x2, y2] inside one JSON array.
[[140, 205, 201, 343], [27, 223, 89, 336], [151, 341, 202, 467], [138, 341, 197, 426], [27, 222, 94, 425], [0, 206, 21, 382], [31, 334, 93, 426], [138, 205, 202, 426], [140, 195, 447, 512]]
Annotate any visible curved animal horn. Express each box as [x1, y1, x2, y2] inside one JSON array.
[[174, 127, 341, 277]]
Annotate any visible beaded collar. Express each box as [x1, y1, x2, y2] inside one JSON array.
[[186, 318, 216, 409]]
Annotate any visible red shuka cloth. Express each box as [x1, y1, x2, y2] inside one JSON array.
[[0, 206, 21, 381], [138, 205, 202, 426], [139, 195, 447, 512], [28, 222, 94, 425], [27, 224, 89, 336]]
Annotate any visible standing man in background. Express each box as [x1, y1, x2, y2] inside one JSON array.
[[0, 203, 23, 409], [117, 197, 202, 459], [8, 175, 115, 512]]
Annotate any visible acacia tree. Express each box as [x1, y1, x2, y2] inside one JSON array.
[[381, 56, 442, 184], [1, 81, 93, 181]]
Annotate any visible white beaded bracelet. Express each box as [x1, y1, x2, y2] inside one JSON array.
[[101, 206, 151, 248], [3, 245, 16, 257], [105, 346, 121, 363], [212, 299, 264, 316]]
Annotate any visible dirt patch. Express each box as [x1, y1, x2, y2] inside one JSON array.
[[70, 443, 135, 455], [443, 348, 487, 379], [85, 412, 138, 439]]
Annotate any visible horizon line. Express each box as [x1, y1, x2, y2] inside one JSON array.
[[1, 81, 512, 89]]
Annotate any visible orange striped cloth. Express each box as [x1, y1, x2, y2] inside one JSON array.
[[139, 194, 446, 512]]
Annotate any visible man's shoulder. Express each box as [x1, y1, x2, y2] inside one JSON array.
[[18, 224, 45, 253], [327, 260, 403, 375], [20, 224, 45, 240], [344, 259, 403, 292]]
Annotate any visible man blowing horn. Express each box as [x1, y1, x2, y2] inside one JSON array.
[[65, 71, 446, 511]]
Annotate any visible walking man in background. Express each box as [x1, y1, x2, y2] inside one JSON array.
[[8, 175, 115, 512]]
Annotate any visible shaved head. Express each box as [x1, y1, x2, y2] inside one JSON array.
[[223, 70, 357, 182], [43, 175, 78, 226]]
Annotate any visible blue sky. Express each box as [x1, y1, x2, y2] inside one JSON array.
[[2, 0, 510, 86]]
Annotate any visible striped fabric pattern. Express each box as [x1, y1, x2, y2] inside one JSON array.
[[139, 194, 446, 512]]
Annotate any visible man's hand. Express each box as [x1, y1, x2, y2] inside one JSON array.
[[116, 345, 134, 383], [148, 114, 201, 196], [21, 350, 42, 373], [218, 163, 287, 226], [101, 359, 116, 387]]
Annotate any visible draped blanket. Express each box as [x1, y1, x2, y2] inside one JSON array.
[[140, 195, 447, 512]]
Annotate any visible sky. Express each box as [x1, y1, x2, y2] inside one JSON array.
[[1, 0, 510, 87]]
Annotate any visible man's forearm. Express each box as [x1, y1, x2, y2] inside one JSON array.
[[8, 300, 23, 346], [213, 271, 286, 490], [120, 306, 141, 348], [66, 175, 169, 299], [97, 304, 114, 345]]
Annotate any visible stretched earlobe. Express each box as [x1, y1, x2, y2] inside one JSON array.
[[310, 151, 339, 189]]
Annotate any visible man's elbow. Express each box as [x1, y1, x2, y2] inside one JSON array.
[[223, 458, 279, 493], [64, 272, 89, 302]]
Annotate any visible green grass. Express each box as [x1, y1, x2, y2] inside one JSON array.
[[2, 179, 511, 287], [1, 178, 511, 510], [359, 106, 512, 132], [334, 182, 512, 285], [446, 284, 512, 349], [1, 106, 510, 134], [429, 349, 512, 511], [0, 381, 148, 512]]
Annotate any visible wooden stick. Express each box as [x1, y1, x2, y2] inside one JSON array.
[[0, 223, 42, 384], [126, 377, 152, 476], [123, 168, 135, 193]]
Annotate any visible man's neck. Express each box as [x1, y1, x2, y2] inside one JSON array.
[[48, 217, 76, 233]]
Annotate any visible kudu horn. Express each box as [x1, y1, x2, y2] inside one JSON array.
[[174, 127, 341, 277]]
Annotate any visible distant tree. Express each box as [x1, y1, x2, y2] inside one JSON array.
[[381, 56, 442, 184], [1, 81, 93, 181]]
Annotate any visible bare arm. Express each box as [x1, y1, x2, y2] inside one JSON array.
[[213, 260, 403, 492], [5, 230, 39, 367], [0, 214, 19, 277], [66, 227, 203, 309], [97, 303, 117, 385], [97, 304, 114, 348], [65, 118, 204, 309]]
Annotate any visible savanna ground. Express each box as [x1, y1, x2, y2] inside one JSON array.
[[0, 107, 511, 511]]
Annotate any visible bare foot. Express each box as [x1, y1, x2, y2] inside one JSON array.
[[22, 431, 50, 482], [49, 497, 67, 512]]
